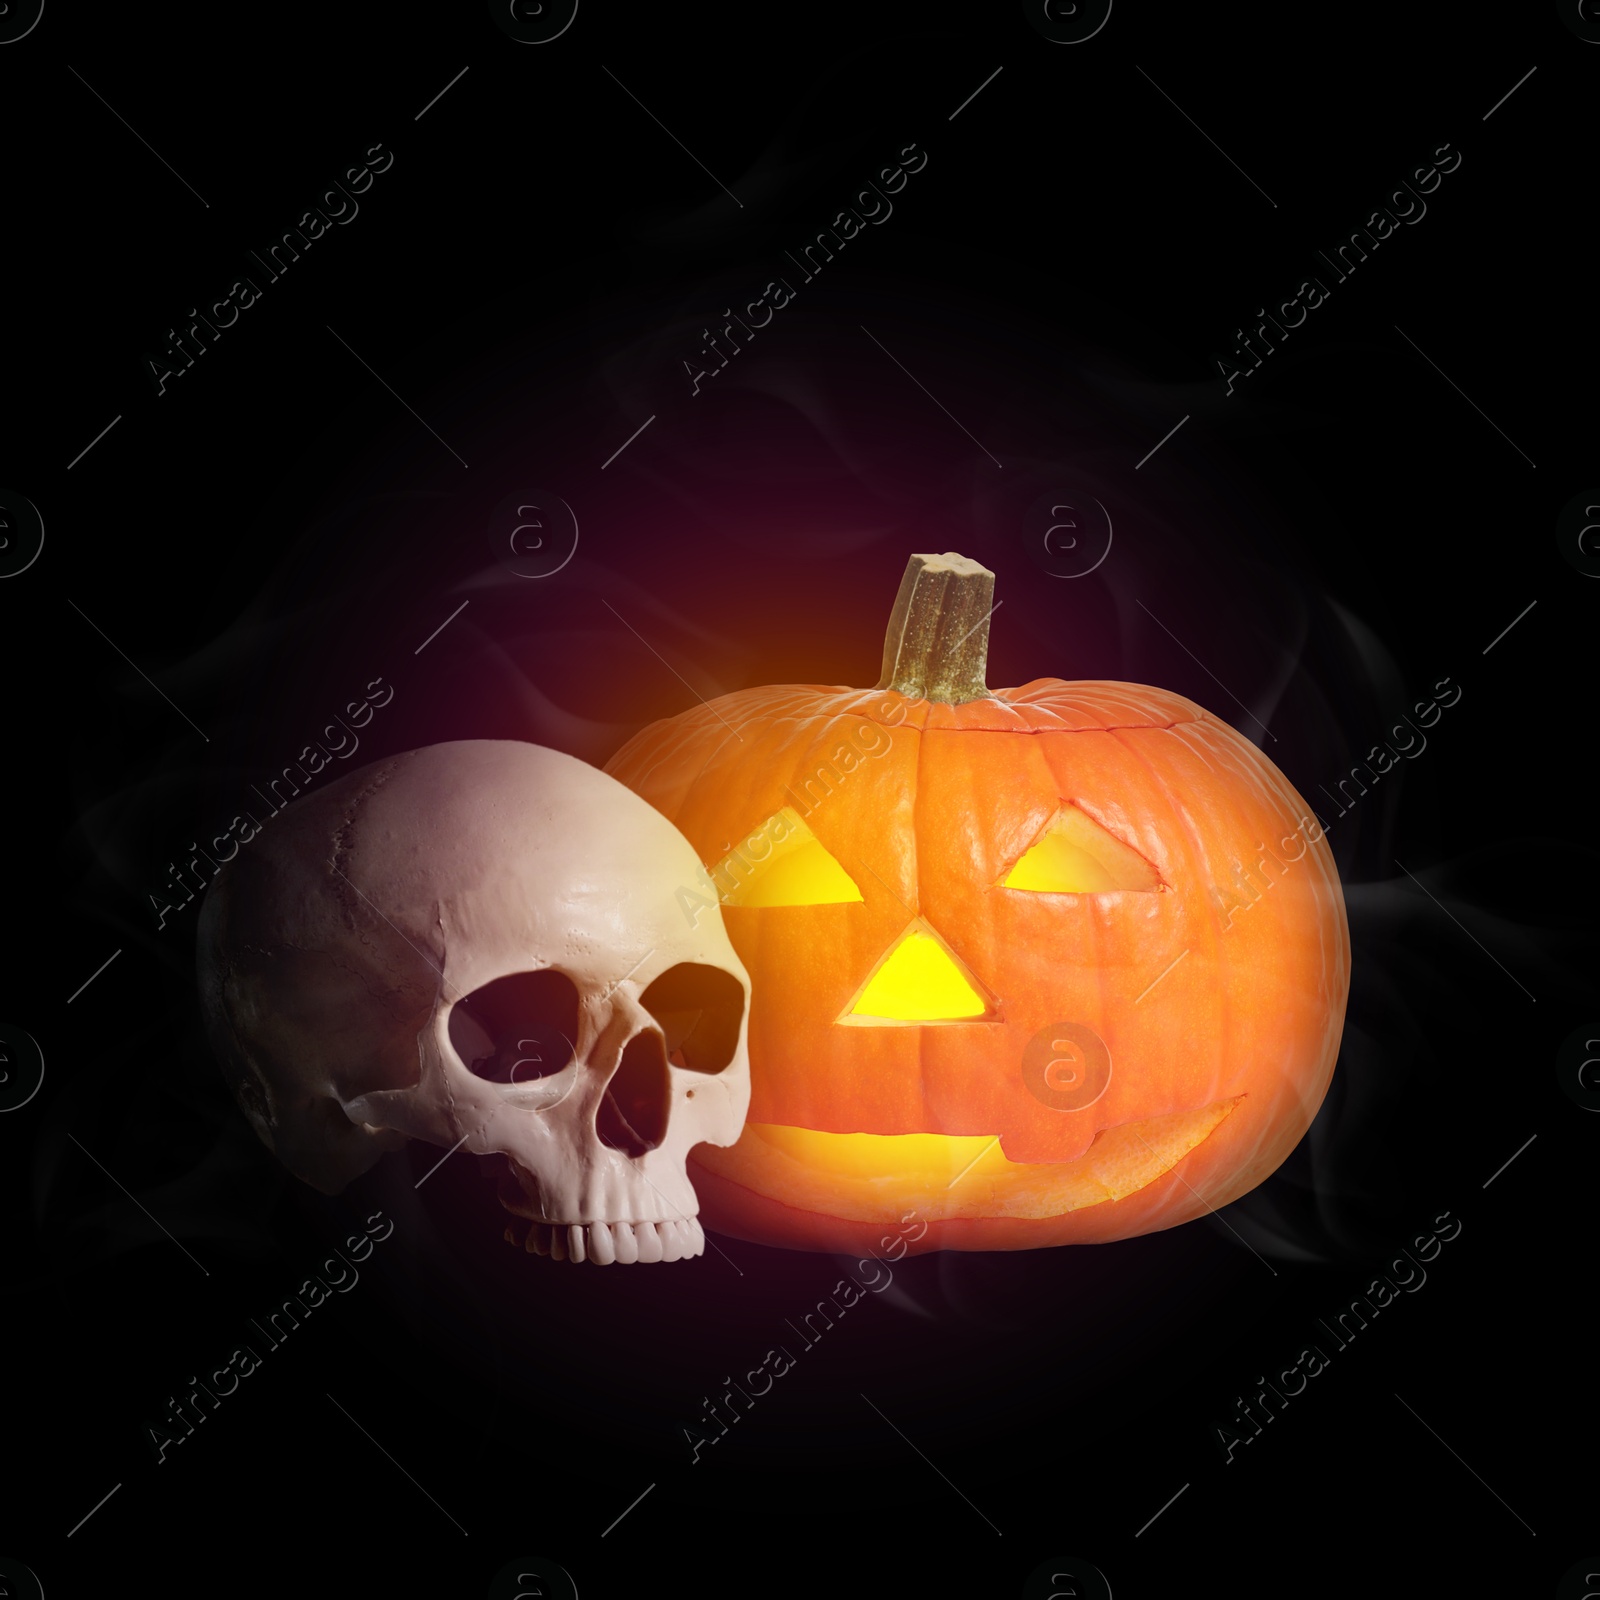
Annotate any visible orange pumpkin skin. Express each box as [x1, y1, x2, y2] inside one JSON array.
[[604, 560, 1349, 1253]]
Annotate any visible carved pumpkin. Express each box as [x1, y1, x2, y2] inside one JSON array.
[[604, 553, 1349, 1254]]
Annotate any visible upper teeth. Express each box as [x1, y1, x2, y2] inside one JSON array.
[[501, 1216, 705, 1264]]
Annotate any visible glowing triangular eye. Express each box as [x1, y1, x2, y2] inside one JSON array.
[[844, 923, 990, 1022], [710, 807, 864, 907], [1002, 805, 1161, 893]]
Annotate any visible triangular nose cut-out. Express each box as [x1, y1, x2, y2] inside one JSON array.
[[1001, 804, 1161, 893], [711, 807, 863, 907], [842, 921, 991, 1024]]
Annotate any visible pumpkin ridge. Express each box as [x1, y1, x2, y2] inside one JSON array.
[[912, 674, 932, 1116], [1120, 726, 1241, 1126], [1112, 722, 1233, 1111], [1039, 738, 1114, 1092]]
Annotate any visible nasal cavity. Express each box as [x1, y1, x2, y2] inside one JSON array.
[[596, 1030, 671, 1157]]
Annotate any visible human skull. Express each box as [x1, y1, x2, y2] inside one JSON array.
[[196, 740, 750, 1264]]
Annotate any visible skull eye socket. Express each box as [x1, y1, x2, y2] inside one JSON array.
[[1000, 804, 1162, 893], [449, 968, 580, 1083], [639, 963, 745, 1074]]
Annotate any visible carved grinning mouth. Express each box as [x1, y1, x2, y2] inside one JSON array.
[[694, 1097, 1244, 1223]]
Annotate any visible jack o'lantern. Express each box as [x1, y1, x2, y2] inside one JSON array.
[[604, 553, 1349, 1254]]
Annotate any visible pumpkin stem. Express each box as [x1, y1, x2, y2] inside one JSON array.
[[875, 552, 996, 704]]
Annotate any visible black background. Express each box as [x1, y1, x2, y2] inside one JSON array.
[[4, 2, 1594, 1596]]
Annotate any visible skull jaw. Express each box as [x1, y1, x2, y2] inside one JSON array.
[[494, 1154, 706, 1264], [344, 1050, 733, 1266], [502, 1214, 707, 1265]]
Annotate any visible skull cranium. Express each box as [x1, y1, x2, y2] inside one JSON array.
[[196, 740, 750, 1264]]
